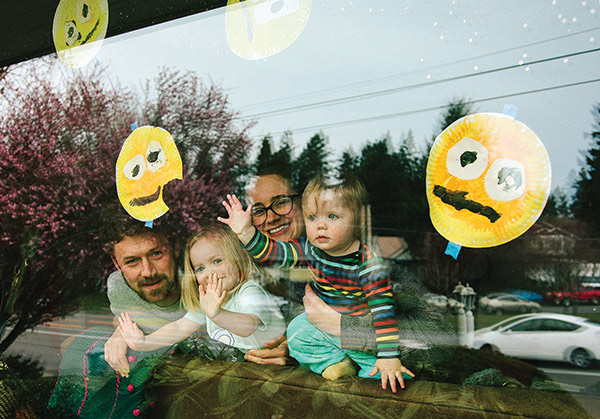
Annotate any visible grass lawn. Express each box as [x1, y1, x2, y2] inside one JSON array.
[[76, 291, 111, 314]]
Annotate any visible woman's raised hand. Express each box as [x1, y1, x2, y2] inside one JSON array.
[[217, 194, 254, 242]]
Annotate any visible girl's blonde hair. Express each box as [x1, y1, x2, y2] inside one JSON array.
[[181, 223, 257, 313], [302, 175, 368, 240]]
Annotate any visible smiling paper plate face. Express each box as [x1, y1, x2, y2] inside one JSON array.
[[116, 126, 182, 222], [53, 0, 109, 68], [225, 0, 311, 60], [426, 113, 551, 248]]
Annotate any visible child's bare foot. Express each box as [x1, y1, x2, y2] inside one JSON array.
[[322, 357, 356, 380]]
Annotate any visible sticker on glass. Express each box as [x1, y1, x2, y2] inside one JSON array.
[[116, 126, 182, 222], [53, 0, 109, 68], [225, 0, 312, 60], [426, 113, 551, 248]]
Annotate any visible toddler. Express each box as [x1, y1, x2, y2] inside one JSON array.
[[219, 176, 414, 393]]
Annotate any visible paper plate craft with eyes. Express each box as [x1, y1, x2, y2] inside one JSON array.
[[426, 113, 551, 248], [116, 126, 182, 222], [226, 0, 312, 60], [53, 0, 109, 68]]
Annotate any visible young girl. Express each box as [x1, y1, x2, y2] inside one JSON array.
[[118, 223, 286, 355], [218, 176, 415, 393]]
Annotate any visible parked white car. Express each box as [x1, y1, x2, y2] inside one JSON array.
[[472, 313, 600, 368], [478, 294, 541, 315]]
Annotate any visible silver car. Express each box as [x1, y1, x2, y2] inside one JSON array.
[[479, 294, 541, 315]]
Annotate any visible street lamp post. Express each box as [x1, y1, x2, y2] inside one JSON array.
[[452, 282, 477, 346]]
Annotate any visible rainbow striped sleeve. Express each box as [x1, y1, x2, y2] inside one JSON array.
[[244, 228, 306, 268], [359, 256, 401, 358]]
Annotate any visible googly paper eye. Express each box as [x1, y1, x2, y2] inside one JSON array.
[[64, 21, 80, 46], [123, 155, 146, 181], [485, 159, 526, 202], [254, 0, 300, 25], [446, 137, 489, 180], [76, 0, 91, 23], [146, 141, 166, 172]]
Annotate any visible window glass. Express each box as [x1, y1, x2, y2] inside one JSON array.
[[2, 2, 599, 418]]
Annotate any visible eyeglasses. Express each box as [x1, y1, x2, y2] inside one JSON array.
[[251, 195, 299, 225]]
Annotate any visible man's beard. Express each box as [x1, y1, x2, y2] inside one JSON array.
[[133, 273, 178, 303]]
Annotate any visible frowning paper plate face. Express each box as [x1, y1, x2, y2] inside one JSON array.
[[53, 0, 109, 68], [225, 0, 311, 60], [426, 113, 551, 248], [116, 126, 182, 222]]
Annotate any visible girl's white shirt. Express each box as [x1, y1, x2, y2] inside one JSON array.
[[184, 280, 286, 352]]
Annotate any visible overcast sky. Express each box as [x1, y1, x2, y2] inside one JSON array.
[[89, 0, 600, 192]]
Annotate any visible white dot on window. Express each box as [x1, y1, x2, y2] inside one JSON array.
[[523, 23, 528, 28], [582, 1, 587, 5], [440, 35, 445, 40], [427, 74, 431, 79], [420, 58, 424, 62], [573, 17, 578, 22], [525, 66, 530, 71], [563, 58, 569, 63], [562, 18, 567, 23], [558, 14, 563, 18], [518, 60, 524, 65], [522, 53, 528, 58], [591, 8, 596, 13], [473, 65, 479, 71], [469, 38, 473, 43], [434, 21, 438, 26], [591, 37, 596, 42]]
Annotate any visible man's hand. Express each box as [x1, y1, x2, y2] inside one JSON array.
[[104, 326, 130, 377], [245, 335, 291, 365], [303, 283, 342, 336], [369, 358, 415, 393]]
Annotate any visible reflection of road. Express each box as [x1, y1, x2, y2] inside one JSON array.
[[537, 362, 600, 419], [4, 311, 114, 376]]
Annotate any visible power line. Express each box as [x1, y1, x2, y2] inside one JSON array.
[[239, 47, 600, 121], [241, 26, 600, 112], [253, 78, 600, 138]]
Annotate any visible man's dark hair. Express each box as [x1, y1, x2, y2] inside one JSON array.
[[99, 203, 176, 256]]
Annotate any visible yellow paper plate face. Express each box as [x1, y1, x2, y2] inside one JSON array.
[[116, 126, 182, 222], [426, 113, 551, 248], [226, 0, 311, 60], [53, 0, 109, 68]]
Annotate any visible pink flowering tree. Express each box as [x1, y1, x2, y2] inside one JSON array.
[[0, 60, 253, 352]]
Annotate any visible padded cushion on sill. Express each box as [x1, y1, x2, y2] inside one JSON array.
[[146, 356, 591, 419]]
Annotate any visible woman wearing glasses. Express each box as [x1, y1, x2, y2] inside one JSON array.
[[244, 171, 372, 367]]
